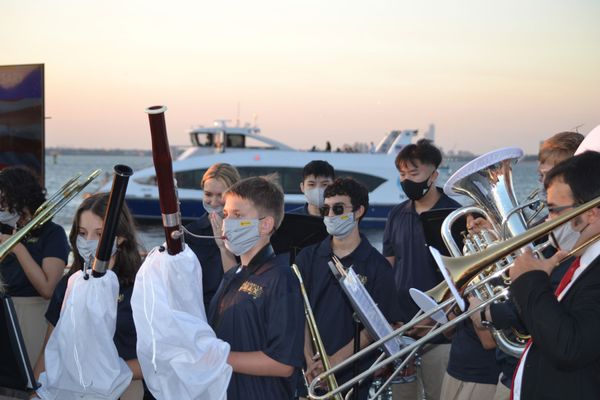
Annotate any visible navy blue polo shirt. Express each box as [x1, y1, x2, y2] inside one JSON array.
[[208, 245, 304, 400], [295, 235, 401, 400], [383, 189, 461, 293], [46, 273, 137, 361], [446, 319, 501, 385], [184, 213, 226, 311], [3, 221, 69, 297]]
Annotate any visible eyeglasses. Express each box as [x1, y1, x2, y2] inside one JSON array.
[[547, 203, 577, 215], [319, 203, 353, 217]]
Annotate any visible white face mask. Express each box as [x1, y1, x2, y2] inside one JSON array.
[[222, 218, 261, 256], [550, 222, 580, 252], [304, 187, 326, 208], [203, 200, 224, 217], [323, 212, 356, 239], [76, 236, 118, 266], [0, 209, 20, 228]]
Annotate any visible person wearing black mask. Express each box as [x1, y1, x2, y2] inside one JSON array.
[[383, 139, 461, 400]]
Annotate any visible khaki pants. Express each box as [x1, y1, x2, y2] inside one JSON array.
[[440, 372, 497, 400], [492, 375, 510, 400], [392, 343, 450, 400], [121, 381, 144, 400], [12, 296, 49, 366]]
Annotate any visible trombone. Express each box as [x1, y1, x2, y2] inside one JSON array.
[[308, 194, 600, 400]]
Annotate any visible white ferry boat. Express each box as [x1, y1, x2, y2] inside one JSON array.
[[117, 121, 441, 228]]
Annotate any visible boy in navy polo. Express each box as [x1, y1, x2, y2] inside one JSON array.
[[296, 178, 401, 399], [289, 160, 335, 217], [383, 139, 461, 400], [208, 177, 304, 400]]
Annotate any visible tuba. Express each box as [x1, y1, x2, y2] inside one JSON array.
[[436, 147, 544, 356]]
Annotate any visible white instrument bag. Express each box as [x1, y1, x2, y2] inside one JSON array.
[[131, 245, 231, 400], [37, 270, 132, 400]]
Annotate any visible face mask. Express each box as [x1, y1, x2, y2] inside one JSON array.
[[0, 209, 20, 228], [400, 174, 433, 201], [550, 222, 580, 252], [76, 236, 118, 265], [305, 187, 326, 208], [324, 212, 356, 239], [222, 218, 261, 256], [203, 201, 224, 217]]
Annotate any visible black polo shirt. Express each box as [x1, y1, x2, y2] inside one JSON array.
[[184, 213, 226, 311], [46, 273, 137, 361], [3, 221, 70, 297], [383, 189, 461, 293], [208, 245, 304, 400], [295, 234, 401, 400]]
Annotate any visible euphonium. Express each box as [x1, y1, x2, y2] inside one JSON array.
[[291, 264, 343, 400], [436, 147, 545, 356]]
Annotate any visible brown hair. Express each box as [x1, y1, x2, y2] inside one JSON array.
[[201, 163, 241, 189], [224, 176, 285, 229], [538, 131, 585, 165], [67, 193, 142, 286]]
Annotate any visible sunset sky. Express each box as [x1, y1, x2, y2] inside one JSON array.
[[2, 0, 599, 154]]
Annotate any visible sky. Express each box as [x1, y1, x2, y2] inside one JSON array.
[[2, 0, 599, 154]]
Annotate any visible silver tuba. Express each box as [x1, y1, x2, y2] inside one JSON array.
[[439, 147, 544, 357]]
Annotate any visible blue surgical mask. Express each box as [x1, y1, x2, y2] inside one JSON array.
[[304, 187, 326, 208], [0, 209, 20, 228], [323, 212, 356, 239], [76, 236, 118, 266], [203, 201, 224, 217], [222, 218, 261, 256]]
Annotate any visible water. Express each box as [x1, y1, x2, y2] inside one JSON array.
[[44, 154, 541, 251]]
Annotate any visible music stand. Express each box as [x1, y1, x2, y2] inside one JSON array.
[[419, 208, 467, 257], [0, 294, 38, 398], [271, 213, 328, 264]]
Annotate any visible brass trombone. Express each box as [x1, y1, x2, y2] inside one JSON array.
[[0, 170, 102, 265], [307, 194, 600, 400]]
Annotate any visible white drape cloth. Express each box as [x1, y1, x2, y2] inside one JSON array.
[[131, 246, 231, 400], [37, 270, 132, 400]]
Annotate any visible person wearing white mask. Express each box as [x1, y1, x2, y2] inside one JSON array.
[[0, 167, 69, 368], [207, 176, 304, 400], [289, 160, 335, 217], [184, 163, 241, 310], [294, 178, 401, 400], [32, 192, 149, 400]]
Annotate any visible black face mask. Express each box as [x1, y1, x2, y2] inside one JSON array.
[[401, 174, 433, 201]]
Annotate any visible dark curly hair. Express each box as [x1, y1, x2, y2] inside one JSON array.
[[67, 193, 142, 286], [0, 166, 46, 219], [324, 178, 369, 221]]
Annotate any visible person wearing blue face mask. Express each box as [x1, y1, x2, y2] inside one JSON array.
[[184, 163, 241, 310], [0, 167, 70, 369], [32, 192, 150, 400], [383, 139, 462, 400], [207, 176, 304, 400], [289, 160, 335, 217], [295, 178, 401, 400]]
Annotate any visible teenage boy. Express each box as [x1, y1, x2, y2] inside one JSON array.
[[295, 178, 401, 400], [383, 139, 462, 400], [290, 160, 335, 216], [208, 177, 305, 400]]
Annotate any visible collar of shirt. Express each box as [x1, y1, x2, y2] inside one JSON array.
[[238, 243, 276, 275], [315, 233, 372, 263], [557, 237, 600, 300], [400, 187, 457, 215]]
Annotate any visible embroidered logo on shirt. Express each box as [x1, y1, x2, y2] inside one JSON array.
[[239, 281, 264, 299], [356, 274, 367, 285], [117, 294, 124, 303]]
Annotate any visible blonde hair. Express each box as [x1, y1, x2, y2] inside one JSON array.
[[201, 163, 241, 189], [539, 131, 585, 165]]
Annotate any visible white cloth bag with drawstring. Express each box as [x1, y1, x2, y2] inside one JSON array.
[[131, 245, 231, 400], [37, 270, 132, 400]]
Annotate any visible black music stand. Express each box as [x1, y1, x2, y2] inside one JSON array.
[[0, 294, 38, 398], [271, 213, 328, 264], [419, 208, 467, 257]]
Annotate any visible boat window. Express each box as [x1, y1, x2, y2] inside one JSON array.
[[190, 133, 215, 147], [172, 167, 386, 193], [226, 134, 245, 148]]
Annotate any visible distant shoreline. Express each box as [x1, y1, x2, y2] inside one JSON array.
[[46, 147, 539, 162]]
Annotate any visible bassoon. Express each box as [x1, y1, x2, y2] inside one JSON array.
[[145, 105, 184, 255], [92, 164, 133, 277]]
